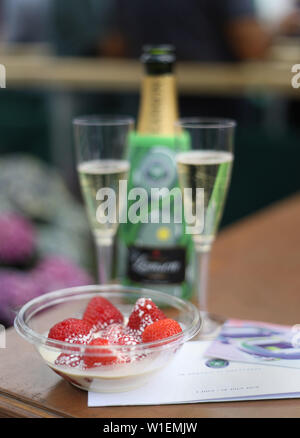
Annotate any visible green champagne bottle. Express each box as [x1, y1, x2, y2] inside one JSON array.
[[118, 45, 194, 300]]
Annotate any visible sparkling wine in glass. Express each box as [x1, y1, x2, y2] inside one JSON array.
[[73, 116, 134, 284], [176, 119, 236, 336], [78, 159, 130, 243]]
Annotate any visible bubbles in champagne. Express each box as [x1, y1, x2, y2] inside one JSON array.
[[176, 150, 233, 248], [78, 160, 130, 241]]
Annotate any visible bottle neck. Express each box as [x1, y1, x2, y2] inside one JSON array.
[[137, 72, 179, 136]]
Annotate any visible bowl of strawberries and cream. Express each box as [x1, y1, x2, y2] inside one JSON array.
[[14, 285, 201, 392]]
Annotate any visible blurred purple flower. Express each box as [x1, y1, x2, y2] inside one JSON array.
[[0, 269, 42, 326], [32, 256, 93, 294], [0, 256, 93, 327], [0, 213, 35, 264]]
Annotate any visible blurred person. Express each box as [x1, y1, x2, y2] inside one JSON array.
[[112, 0, 300, 61], [51, 0, 116, 56], [2, 0, 51, 43], [1, 0, 117, 56], [256, 0, 296, 28], [256, 0, 300, 36], [0, 1, 4, 39]]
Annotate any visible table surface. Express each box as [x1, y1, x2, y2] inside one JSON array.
[[0, 194, 300, 418], [0, 52, 297, 97]]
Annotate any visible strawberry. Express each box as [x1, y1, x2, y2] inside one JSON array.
[[118, 332, 140, 346], [48, 318, 92, 345], [127, 298, 166, 337], [101, 323, 125, 344], [83, 297, 123, 332], [101, 323, 140, 346], [142, 318, 182, 343], [84, 338, 118, 368], [55, 353, 82, 368]]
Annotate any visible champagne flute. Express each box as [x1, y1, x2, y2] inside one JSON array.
[[73, 115, 134, 284], [175, 118, 236, 336]]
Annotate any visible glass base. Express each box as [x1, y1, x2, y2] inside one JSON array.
[[196, 312, 226, 340]]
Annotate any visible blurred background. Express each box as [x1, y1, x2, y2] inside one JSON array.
[[0, 0, 300, 326]]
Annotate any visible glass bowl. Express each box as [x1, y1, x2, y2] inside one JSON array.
[[14, 285, 201, 393]]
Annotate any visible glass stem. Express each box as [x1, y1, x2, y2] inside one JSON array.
[[195, 246, 211, 315], [95, 238, 114, 284]]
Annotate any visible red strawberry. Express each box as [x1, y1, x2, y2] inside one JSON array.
[[48, 318, 92, 345], [142, 318, 182, 343], [118, 332, 140, 346], [127, 298, 166, 337], [100, 324, 140, 365], [84, 338, 118, 368], [55, 353, 82, 368], [101, 323, 125, 344], [83, 297, 123, 332], [101, 323, 140, 346]]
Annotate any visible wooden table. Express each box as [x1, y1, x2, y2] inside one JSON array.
[[0, 53, 297, 97], [0, 194, 300, 418]]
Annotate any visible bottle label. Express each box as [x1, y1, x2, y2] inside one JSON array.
[[132, 146, 177, 193], [137, 75, 178, 135], [127, 246, 186, 284]]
